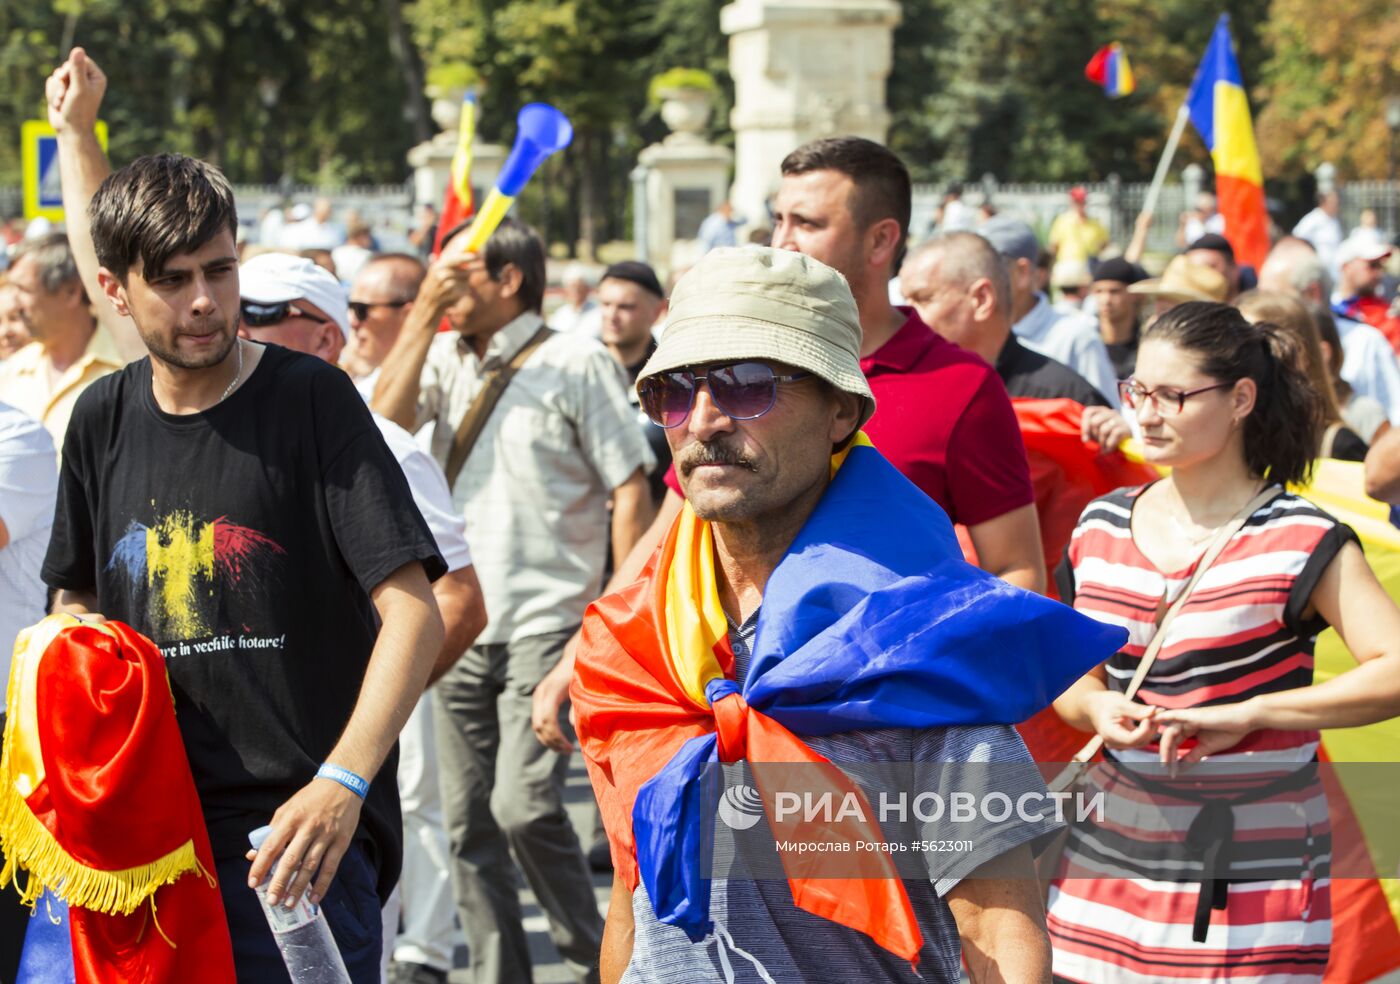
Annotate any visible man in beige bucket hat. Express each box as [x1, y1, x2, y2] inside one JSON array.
[[1128, 254, 1230, 319], [533, 136, 1042, 756], [576, 243, 1060, 984]]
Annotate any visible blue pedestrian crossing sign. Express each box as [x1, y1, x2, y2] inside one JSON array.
[[21, 119, 108, 222]]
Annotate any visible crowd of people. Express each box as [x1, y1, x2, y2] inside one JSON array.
[[4, 45, 1400, 984]]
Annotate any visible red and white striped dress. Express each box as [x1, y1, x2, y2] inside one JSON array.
[[1048, 483, 1356, 983]]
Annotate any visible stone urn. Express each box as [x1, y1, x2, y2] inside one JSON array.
[[427, 86, 469, 134], [658, 88, 714, 140]]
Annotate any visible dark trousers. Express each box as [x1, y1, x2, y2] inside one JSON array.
[[435, 629, 603, 984], [216, 839, 383, 984], [0, 713, 29, 984]]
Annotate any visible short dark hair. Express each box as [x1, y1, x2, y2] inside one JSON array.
[[781, 137, 912, 269], [440, 216, 546, 315], [1144, 301, 1322, 487], [89, 153, 238, 282], [11, 232, 80, 292]]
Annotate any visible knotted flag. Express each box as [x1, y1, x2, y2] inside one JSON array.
[[1, 615, 236, 984], [573, 435, 1127, 962]]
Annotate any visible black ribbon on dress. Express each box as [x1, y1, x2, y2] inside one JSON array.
[[1115, 759, 1318, 943]]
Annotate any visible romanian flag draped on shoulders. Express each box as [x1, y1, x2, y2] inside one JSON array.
[[572, 435, 1127, 962], [1185, 15, 1270, 270], [432, 91, 476, 258], [1084, 42, 1135, 98]]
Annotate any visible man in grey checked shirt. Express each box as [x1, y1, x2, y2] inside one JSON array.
[[374, 217, 655, 984]]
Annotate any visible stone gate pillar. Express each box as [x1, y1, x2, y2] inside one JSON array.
[[721, 0, 901, 231]]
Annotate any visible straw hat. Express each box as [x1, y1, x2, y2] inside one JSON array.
[[638, 246, 875, 426], [1128, 255, 1229, 304]]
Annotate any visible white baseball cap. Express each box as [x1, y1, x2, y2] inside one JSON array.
[[1335, 238, 1393, 270], [239, 252, 349, 340]]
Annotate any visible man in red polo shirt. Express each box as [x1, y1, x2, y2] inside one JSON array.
[[531, 137, 1042, 752]]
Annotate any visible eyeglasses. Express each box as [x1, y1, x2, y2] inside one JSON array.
[[348, 299, 412, 321], [240, 300, 331, 327], [1119, 378, 1233, 416], [638, 362, 811, 428]]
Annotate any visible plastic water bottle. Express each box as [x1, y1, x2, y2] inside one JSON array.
[[248, 825, 352, 983]]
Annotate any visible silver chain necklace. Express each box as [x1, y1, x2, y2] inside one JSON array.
[[219, 339, 244, 403]]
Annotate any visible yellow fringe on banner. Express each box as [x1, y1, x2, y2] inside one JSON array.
[[0, 780, 209, 916]]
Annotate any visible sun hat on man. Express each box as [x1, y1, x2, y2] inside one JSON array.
[[1128, 254, 1230, 304], [637, 246, 875, 427], [240, 251, 350, 340]]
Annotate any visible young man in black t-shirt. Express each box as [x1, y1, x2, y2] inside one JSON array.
[[42, 49, 445, 982]]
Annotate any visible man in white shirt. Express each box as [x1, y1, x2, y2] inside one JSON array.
[[547, 263, 601, 336], [982, 215, 1119, 406], [237, 253, 487, 984], [0, 401, 56, 984], [1260, 236, 1400, 422], [1292, 191, 1345, 275], [0, 400, 55, 674]]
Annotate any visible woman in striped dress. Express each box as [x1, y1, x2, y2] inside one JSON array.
[[1048, 302, 1400, 982]]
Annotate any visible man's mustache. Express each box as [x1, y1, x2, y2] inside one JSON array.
[[678, 441, 757, 475]]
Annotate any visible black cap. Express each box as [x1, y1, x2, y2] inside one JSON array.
[[1186, 233, 1235, 263], [1091, 257, 1147, 285], [601, 260, 664, 299]]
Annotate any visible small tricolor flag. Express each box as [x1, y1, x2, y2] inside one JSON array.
[[1085, 42, 1135, 98], [1185, 15, 1270, 270], [432, 91, 477, 257]]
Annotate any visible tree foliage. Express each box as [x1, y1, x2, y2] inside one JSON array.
[[1256, 0, 1400, 179], [887, 0, 1272, 186], [405, 0, 732, 253], [1, 0, 1388, 241], [0, 0, 426, 188]]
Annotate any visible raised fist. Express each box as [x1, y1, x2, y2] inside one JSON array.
[[45, 47, 107, 135]]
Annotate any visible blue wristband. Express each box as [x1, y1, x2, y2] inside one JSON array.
[[316, 764, 370, 799]]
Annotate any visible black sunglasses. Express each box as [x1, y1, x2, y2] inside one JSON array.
[[638, 362, 811, 428], [348, 299, 413, 321], [240, 300, 331, 327]]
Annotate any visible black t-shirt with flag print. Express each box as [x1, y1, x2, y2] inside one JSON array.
[[43, 343, 445, 899]]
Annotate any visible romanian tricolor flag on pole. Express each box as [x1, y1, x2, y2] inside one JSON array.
[[432, 91, 476, 257], [1084, 43, 1135, 98], [1185, 15, 1271, 270]]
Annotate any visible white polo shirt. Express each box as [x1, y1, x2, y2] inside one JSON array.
[[0, 402, 57, 679]]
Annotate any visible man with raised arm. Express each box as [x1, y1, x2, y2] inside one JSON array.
[[41, 49, 446, 982]]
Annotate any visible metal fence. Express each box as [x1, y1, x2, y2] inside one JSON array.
[[912, 178, 1187, 258], [230, 182, 417, 250], [1335, 181, 1400, 236], [912, 175, 1400, 262], [0, 182, 419, 250]]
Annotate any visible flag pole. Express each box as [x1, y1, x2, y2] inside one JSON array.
[[1123, 103, 1190, 262], [1142, 104, 1191, 218]]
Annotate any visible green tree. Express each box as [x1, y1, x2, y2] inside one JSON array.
[[0, 0, 426, 189], [408, 0, 733, 254], [1257, 0, 1400, 180]]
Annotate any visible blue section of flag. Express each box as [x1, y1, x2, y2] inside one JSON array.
[[1186, 14, 1244, 150], [17, 890, 76, 984]]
